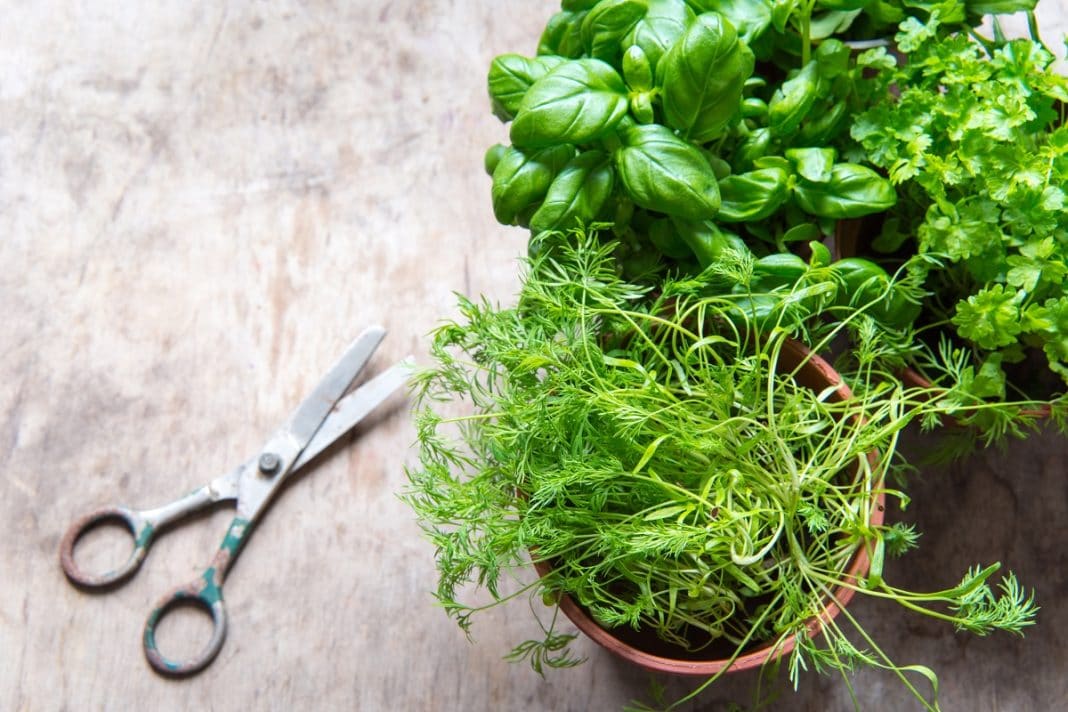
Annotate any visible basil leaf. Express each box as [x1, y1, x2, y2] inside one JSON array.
[[754, 155, 791, 172], [686, 0, 773, 44], [734, 127, 771, 170], [865, 0, 904, 23], [808, 9, 862, 38], [581, 0, 649, 63], [967, 0, 1038, 13], [615, 123, 721, 220], [786, 147, 836, 183], [484, 143, 508, 176], [815, 38, 850, 79], [672, 217, 749, 267], [658, 13, 755, 143], [783, 222, 821, 244], [799, 101, 847, 144], [793, 163, 896, 219], [623, 45, 654, 90], [488, 54, 566, 122], [768, 60, 819, 137], [491, 145, 576, 226], [630, 91, 656, 123], [626, 0, 696, 71], [817, 0, 872, 9], [562, 0, 601, 10], [538, 11, 588, 58], [530, 151, 615, 234], [771, 0, 799, 32], [716, 167, 791, 222], [511, 59, 630, 148], [648, 218, 694, 259]]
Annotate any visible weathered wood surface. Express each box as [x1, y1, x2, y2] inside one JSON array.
[[2, 2, 1066, 710]]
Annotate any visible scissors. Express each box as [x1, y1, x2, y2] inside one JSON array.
[[59, 325, 409, 677]]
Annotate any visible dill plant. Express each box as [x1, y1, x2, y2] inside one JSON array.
[[405, 228, 1039, 710]]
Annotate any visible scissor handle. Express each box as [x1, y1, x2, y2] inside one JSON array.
[[143, 571, 228, 676], [59, 506, 154, 588]]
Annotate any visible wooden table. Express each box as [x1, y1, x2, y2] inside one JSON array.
[[3, 2, 1066, 710]]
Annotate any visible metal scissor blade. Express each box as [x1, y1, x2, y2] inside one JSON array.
[[278, 325, 385, 455], [293, 358, 413, 470]]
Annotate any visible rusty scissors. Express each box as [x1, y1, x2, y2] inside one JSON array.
[[60, 326, 409, 676]]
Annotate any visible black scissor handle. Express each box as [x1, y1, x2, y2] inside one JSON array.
[[59, 505, 154, 588]]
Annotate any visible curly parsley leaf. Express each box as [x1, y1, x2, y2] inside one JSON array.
[[952, 285, 1023, 350]]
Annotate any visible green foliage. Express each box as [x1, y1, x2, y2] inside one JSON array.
[[484, 0, 923, 280], [405, 229, 1041, 711], [658, 12, 754, 142], [851, 24, 1068, 387]]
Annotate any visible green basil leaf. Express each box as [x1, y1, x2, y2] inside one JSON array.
[[808, 240, 832, 267], [817, 0, 872, 9], [768, 60, 819, 137], [815, 38, 850, 78], [484, 143, 508, 176], [616, 123, 721, 220], [865, 0, 905, 23], [530, 151, 615, 234], [782, 222, 820, 243], [808, 9, 862, 39], [623, 45, 654, 90], [511, 59, 630, 148], [686, 0, 773, 44], [786, 147, 836, 183], [562, 0, 601, 10], [799, 101, 847, 144], [626, 0, 696, 71], [793, 163, 896, 219], [648, 218, 694, 259], [488, 54, 567, 122], [771, 0, 799, 32], [630, 91, 656, 123], [717, 167, 791, 222], [538, 11, 588, 58], [707, 155, 731, 180], [672, 217, 749, 267], [966, 0, 1037, 13], [491, 145, 576, 226], [753, 155, 791, 172], [581, 0, 650, 63], [658, 12, 755, 143], [751, 253, 808, 288], [734, 127, 771, 170]]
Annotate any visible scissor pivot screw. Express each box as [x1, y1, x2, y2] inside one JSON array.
[[258, 452, 281, 475]]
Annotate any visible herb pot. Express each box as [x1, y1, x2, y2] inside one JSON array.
[[533, 337, 884, 676]]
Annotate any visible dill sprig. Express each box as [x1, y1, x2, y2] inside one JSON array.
[[404, 227, 1040, 710]]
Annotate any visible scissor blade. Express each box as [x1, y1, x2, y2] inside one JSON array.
[[293, 359, 412, 470], [280, 325, 385, 455]]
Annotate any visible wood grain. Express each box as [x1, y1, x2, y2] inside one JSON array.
[[2, 2, 1066, 710]]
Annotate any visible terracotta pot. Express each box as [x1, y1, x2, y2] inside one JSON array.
[[534, 338, 885, 676]]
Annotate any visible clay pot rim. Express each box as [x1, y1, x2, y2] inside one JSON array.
[[532, 338, 885, 677]]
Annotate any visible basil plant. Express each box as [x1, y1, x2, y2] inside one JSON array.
[[484, 0, 902, 273]]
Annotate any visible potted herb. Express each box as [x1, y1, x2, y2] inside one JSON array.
[[841, 9, 1068, 405], [483, 0, 902, 271], [480, 1, 1033, 331], [405, 230, 1037, 709]]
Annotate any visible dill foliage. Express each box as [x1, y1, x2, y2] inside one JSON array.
[[405, 230, 1037, 710]]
